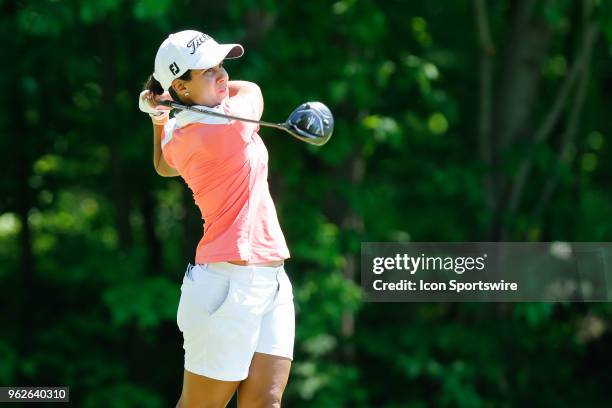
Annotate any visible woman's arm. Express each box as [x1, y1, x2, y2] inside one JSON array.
[[152, 123, 180, 177], [228, 80, 264, 120], [141, 90, 179, 177]]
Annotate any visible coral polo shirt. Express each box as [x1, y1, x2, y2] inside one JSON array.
[[161, 96, 290, 264]]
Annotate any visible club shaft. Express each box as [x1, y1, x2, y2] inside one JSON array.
[[161, 100, 286, 131]]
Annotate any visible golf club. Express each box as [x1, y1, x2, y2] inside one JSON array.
[[159, 100, 333, 146]]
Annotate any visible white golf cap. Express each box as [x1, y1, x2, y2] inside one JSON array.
[[153, 30, 244, 90]]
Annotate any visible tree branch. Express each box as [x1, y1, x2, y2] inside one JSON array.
[[505, 10, 596, 216], [491, 0, 552, 239], [474, 0, 496, 211], [505, 50, 582, 215], [495, 0, 550, 151], [531, 21, 599, 219]]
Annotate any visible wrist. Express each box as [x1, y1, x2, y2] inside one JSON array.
[[149, 111, 169, 126]]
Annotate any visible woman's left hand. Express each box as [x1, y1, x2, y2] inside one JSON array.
[[139, 90, 173, 116]]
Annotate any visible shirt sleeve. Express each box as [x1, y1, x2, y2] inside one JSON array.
[[225, 96, 260, 135], [226, 95, 256, 119]]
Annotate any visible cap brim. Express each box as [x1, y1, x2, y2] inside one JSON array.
[[224, 44, 244, 59], [193, 43, 244, 70]]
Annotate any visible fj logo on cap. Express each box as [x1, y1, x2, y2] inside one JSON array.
[[187, 33, 211, 55], [169, 62, 180, 75]]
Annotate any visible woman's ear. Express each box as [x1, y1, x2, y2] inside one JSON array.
[[172, 79, 187, 95]]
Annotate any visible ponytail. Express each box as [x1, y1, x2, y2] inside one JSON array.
[[144, 74, 164, 95], [144, 70, 193, 103]]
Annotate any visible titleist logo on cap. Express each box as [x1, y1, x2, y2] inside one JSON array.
[[187, 33, 211, 55]]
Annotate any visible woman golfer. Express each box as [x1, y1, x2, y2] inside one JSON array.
[[138, 30, 294, 407]]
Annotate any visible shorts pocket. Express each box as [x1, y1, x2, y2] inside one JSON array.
[[207, 277, 234, 318], [177, 268, 234, 332], [277, 269, 294, 302]]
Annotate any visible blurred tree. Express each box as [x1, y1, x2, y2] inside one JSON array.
[[1, 0, 612, 406]]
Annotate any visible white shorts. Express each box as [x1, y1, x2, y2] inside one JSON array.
[[177, 262, 295, 381]]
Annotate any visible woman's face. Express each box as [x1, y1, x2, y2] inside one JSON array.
[[173, 63, 229, 107]]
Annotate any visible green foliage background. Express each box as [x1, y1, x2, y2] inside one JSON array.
[[2, 0, 612, 406]]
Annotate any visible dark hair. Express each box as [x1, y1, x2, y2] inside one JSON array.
[[144, 70, 193, 104]]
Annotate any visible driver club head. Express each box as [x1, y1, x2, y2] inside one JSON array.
[[284, 102, 334, 146]]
